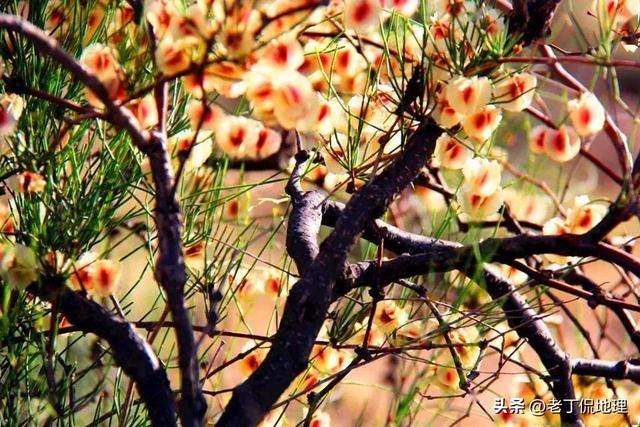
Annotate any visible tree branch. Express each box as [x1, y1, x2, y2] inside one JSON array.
[[0, 14, 205, 425], [28, 280, 176, 427], [322, 202, 584, 425], [0, 14, 150, 150], [146, 133, 206, 426], [572, 358, 640, 384], [216, 123, 442, 426]]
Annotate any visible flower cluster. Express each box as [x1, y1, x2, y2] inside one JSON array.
[[68, 252, 122, 297]]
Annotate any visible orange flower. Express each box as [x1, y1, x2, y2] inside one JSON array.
[[462, 157, 502, 196], [186, 101, 225, 132], [458, 183, 503, 220], [272, 71, 319, 131], [90, 260, 121, 297], [68, 253, 120, 297], [432, 90, 463, 129], [494, 73, 537, 112], [565, 195, 607, 235], [80, 44, 121, 81], [373, 300, 409, 333], [258, 35, 305, 71], [446, 76, 492, 116], [215, 115, 261, 158], [155, 38, 192, 75], [238, 342, 268, 377]]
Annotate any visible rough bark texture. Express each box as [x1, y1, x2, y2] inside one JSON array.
[[509, 0, 563, 45], [147, 135, 206, 426]]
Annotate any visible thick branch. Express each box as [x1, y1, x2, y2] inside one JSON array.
[[217, 123, 442, 426], [285, 151, 325, 273], [0, 14, 206, 425], [572, 359, 640, 384], [28, 280, 176, 427], [509, 0, 562, 45], [146, 134, 206, 426], [323, 202, 583, 425], [0, 14, 149, 150]]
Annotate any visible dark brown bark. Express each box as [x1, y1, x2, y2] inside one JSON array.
[[216, 124, 442, 426], [28, 281, 176, 427]]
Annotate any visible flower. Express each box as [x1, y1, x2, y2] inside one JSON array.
[[308, 411, 331, 427], [350, 322, 386, 347], [155, 37, 192, 75], [68, 253, 120, 297], [186, 100, 226, 132], [543, 125, 581, 162], [432, 0, 476, 20], [373, 300, 409, 333], [458, 183, 503, 220], [0, 202, 15, 234], [262, 269, 288, 298], [0, 108, 17, 139], [127, 95, 159, 129], [449, 327, 480, 368], [15, 171, 46, 193], [89, 260, 121, 297], [462, 105, 502, 141], [169, 130, 213, 171], [310, 345, 342, 373], [388, 0, 420, 16], [565, 195, 607, 235], [215, 115, 261, 158], [238, 342, 268, 377], [433, 133, 472, 169], [494, 73, 537, 112], [504, 189, 550, 224], [433, 365, 461, 392], [432, 89, 463, 129], [528, 125, 550, 154], [462, 157, 502, 196], [445, 76, 492, 116], [344, 0, 382, 34], [0, 93, 26, 125], [80, 44, 121, 81], [184, 240, 207, 271], [567, 92, 605, 137], [246, 127, 282, 160], [258, 35, 305, 70], [0, 243, 39, 289], [272, 71, 319, 131], [229, 271, 265, 301]]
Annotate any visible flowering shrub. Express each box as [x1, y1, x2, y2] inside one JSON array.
[[2, 0, 640, 426]]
